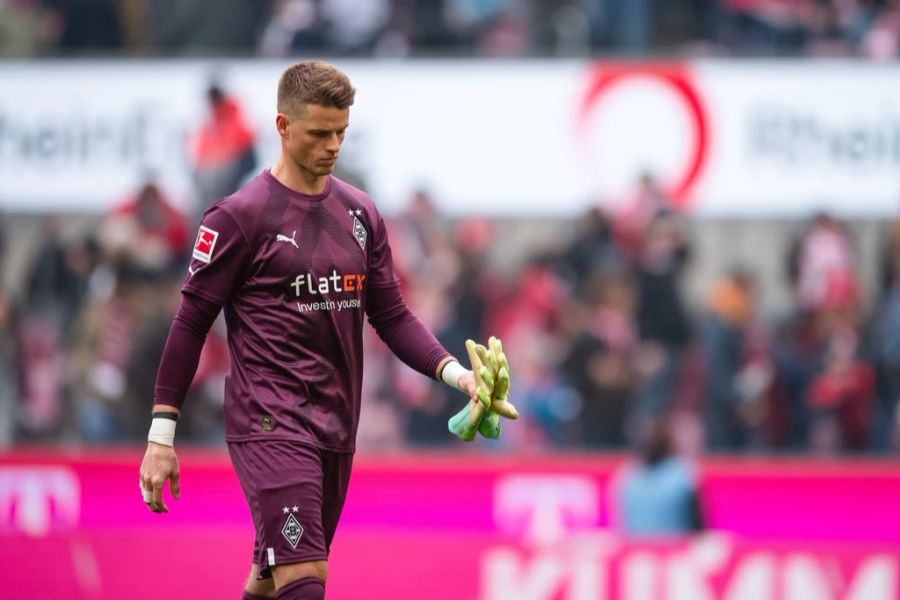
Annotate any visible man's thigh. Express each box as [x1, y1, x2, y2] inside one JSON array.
[[228, 440, 335, 578]]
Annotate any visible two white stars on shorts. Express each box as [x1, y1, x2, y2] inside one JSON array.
[[282, 505, 299, 513], [347, 209, 362, 216]]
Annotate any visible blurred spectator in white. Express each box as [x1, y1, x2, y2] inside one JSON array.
[[100, 179, 189, 276], [633, 211, 692, 419], [610, 417, 704, 537], [788, 211, 859, 317], [0, 0, 59, 57], [320, 0, 392, 55], [189, 84, 257, 218], [258, 0, 324, 57]]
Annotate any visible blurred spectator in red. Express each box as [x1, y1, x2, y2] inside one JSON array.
[[807, 325, 876, 452], [100, 179, 189, 277], [189, 84, 257, 217]]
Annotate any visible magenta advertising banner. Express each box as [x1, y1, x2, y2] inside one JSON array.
[[1, 449, 899, 599]]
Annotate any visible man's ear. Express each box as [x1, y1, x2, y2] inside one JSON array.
[[275, 113, 290, 138]]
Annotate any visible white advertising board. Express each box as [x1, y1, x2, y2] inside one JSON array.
[[1, 59, 898, 217]]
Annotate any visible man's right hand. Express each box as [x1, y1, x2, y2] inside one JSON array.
[[139, 442, 180, 513]]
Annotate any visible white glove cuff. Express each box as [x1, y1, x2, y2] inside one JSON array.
[[148, 416, 177, 447], [440, 360, 468, 391]]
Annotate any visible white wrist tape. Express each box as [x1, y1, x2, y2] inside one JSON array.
[[148, 417, 177, 447], [440, 360, 468, 391]]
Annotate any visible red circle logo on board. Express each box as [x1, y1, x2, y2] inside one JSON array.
[[577, 62, 710, 212]]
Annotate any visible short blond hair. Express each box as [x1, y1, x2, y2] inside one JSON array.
[[277, 61, 356, 117]]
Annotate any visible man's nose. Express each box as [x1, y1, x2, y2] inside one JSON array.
[[325, 134, 341, 151]]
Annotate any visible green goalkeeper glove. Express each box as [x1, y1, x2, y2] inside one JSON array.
[[447, 337, 517, 441]]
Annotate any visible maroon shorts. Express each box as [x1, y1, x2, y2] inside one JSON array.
[[227, 440, 354, 578]]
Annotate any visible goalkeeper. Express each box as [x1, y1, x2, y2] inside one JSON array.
[[138, 60, 517, 600]]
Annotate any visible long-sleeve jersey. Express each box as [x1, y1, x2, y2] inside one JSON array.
[[153, 170, 451, 452]]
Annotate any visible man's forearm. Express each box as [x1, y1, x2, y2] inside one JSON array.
[[366, 283, 450, 380], [153, 292, 221, 410]]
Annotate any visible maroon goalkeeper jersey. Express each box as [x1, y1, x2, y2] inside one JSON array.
[[178, 170, 448, 452]]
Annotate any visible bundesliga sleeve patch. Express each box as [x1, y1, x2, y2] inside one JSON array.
[[192, 225, 219, 263]]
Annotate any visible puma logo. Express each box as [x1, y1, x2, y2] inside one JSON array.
[[276, 230, 299, 249]]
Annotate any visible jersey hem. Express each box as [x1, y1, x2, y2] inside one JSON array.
[[224, 433, 356, 454]]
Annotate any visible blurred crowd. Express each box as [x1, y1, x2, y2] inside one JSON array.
[[3, 0, 900, 60], [2, 133, 900, 455]]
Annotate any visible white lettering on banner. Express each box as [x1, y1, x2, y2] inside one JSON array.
[[723, 555, 776, 600], [846, 557, 897, 600], [665, 536, 730, 600], [480, 539, 898, 600], [482, 474, 898, 599], [0, 467, 80, 536], [622, 552, 657, 600], [493, 475, 599, 546], [483, 549, 567, 600]]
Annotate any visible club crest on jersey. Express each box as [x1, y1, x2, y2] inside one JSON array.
[[352, 216, 367, 250], [192, 226, 219, 264], [280, 505, 304, 548]]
